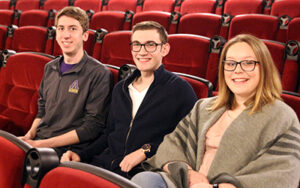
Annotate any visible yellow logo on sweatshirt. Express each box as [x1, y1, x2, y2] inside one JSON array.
[[69, 80, 79, 94]]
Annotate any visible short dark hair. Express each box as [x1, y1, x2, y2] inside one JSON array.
[[55, 6, 89, 33], [132, 21, 168, 43]]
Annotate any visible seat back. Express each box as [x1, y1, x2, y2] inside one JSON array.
[[0, 130, 32, 188], [90, 11, 126, 32], [288, 17, 300, 42], [106, 0, 138, 12], [142, 0, 175, 12], [0, 0, 11, 9], [101, 31, 134, 67], [0, 52, 54, 135], [11, 26, 48, 53], [0, 10, 14, 26], [105, 64, 120, 84], [0, 25, 7, 51], [271, 0, 300, 18], [43, 0, 70, 11], [39, 162, 140, 188], [224, 0, 264, 16], [19, 10, 49, 27], [164, 34, 211, 78], [74, 0, 102, 12], [180, 0, 217, 15], [228, 14, 279, 40], [178, 13, 222, 38], [176, 72, 213, 98], [15, 0, 40, 11], [281, 91, 300, 120]]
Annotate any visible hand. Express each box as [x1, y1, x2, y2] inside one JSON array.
[[119, 149, 146, 172], [61, 150, 81, 162], [188, 169, 209, 187]]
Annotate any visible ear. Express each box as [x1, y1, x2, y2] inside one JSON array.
[[161, 43, 170, 57], [82, 31, 89, 42]]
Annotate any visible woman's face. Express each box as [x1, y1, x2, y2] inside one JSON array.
[[224, 42, 260, 101]]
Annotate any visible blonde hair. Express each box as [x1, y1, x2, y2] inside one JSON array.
[[209, 34, 282, 113]]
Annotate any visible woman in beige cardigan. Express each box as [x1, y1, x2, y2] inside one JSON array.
[[131, 34, 300, 188]]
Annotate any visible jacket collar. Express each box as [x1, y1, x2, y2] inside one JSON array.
[[124, 64, 166, 88], [50, 51, 88, 74]]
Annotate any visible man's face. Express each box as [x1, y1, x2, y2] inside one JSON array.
[[56, 15, 88, 57], [131, 29, 170, 73]]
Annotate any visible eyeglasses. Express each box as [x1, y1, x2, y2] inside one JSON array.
[[223, 60, 259, 72], [130, 41, 164, 53]]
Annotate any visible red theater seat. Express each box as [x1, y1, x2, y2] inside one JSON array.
[[74, 0, 102, 12], [10, 26, 50, 53], [43, 0, 70, 11], [18, 10, 49, 27], [281, 91, 300, 120], [0, 130, 32, 188], [288, 17, 300, 42], [15, 0, 40, 11], [0, 52, 54, 135], [90, 11, 128, 32], [132, 11, 176, 34], [105, 64, 120, 84], [0, 0, 10, 9], [228, 14, 279, 40], [176, 72, 213, 99], [271, 0, 300, 18], [0, 10, 14, 26], [106, 0, 138, 12], [180, 0, 217, 15], [224, 0, 264, 16], [0, 25, 7, 51], [164, 34, 211, 78], [142, 0, 175, 12], [101, 31, 134, 67], [39, 162, 139, 188], [178, 13, 222, 38]]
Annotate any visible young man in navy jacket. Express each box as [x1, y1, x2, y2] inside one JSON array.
[[20, 7, 112, 157], [61, 21, 197, 178]]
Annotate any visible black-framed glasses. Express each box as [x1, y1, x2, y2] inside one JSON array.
[[130, 41, 164, 53], [223, 60, 259, 72]]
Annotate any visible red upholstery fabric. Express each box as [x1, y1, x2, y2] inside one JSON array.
[[281, 93, 300, 120], [224, 0, 264, 16], [282, 58, 299, 92], [0, 25, 7, 50], [263, 40, 286, 76], [15, 0, 40, 11], [271, 0, 300, 18], [18, 10, 49, 27], [143, 0, 175, 12], [0, 10, 14, 26], [106, 65, 119, 84], [288, 17, 300, 41], [0, 52, 53, 135], [180, 0, 217, 15], [39, 167, 121, 188], [101, 31, 134, 67], [132, 11, 173, 33], [0, 0, 10, 9], [43, 0, 69, 11], [164, 34, 210, 78], [228, 14, 279, 40], [178, 13, 222, 38], [177, 73, 213, 99], [11, 26, 48, 53], [74, 0, 102, 12], [0, 130, 32, 188], [90, 11, 125, 32], [106, 0, 137, 12]]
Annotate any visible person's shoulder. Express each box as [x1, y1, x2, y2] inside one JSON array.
[[85, 56, 110, 74], [195, 96, 217, 108], [267, 99, 298, 119]]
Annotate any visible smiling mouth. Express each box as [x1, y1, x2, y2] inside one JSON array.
[[137, 58, 151, 62], [232, 78, 248, 82]]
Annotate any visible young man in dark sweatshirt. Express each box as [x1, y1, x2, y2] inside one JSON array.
[[61, 21, 197, 178], [20, 6, 112, 157]]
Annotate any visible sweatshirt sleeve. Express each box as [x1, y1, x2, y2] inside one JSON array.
[[36, 65, 48, 118], [75, 66, 113, 142]]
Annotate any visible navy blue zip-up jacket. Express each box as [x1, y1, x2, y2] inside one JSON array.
[[78, 65, 197, 177]]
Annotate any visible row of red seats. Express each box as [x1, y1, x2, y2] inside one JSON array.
[[1, 10, 299, 44], [1, 0, 300, 17], [0, 25, 299, 93], [0, 130, 139, 188]]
